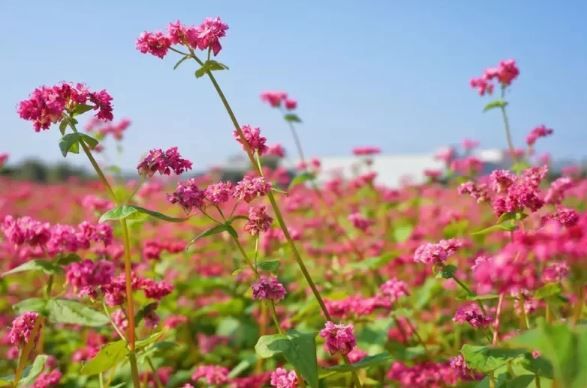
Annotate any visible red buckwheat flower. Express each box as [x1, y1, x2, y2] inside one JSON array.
[[319, 321, 356, 356], [137, 147, 192, 177], [252, 275, 287, 301]]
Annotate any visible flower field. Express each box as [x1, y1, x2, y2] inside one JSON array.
[[1, 15, 586, 388]]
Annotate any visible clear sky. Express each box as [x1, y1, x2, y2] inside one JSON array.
[[2, 1, 586, 171]]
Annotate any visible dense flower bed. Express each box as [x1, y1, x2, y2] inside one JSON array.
[[0, 15, 586, 388]]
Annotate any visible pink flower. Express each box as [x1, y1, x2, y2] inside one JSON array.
[[168, 178, 205, 212], [234, 125, 268, 155], [551, 207, 579, 227], [319, 321, 356, 356], [266, 144, 286, 158], [470, 76, 494, 96], [352, 146, 381, 156], [413, 239, 463, 266], [244, 205, 273, 235], [545, 177, 573, 205], [462, 138, 479, 151], [284, 98, 297, 110], [348, 212, 372, 232], [233, 176, 271, 202], [473, 252, 537, 294], [526, 125, 554, 146], [252, 276, 286, 301], [204, 181, 233, 205], [136, 31, 171, 58], [453, 303, 493, 329], [168, 21, 187, 44], [270, 367, 297, 388], [379, 278, 409, 303], [141, 278, 173, 300], [458, 181, 490, 203], [33, 369, 62, 388], [543, 262, 569, 283], [193, 17, 228, 55], [191, 365, 229, 385], [490, 166, 547, 216], [9, 312, 39, 346], [18, 83, 113, 131], [0, 153, 9, 168], [137, 147, 192, 177], [260, 91, 288, 108], [1, 215, 51, 247], [388, 361, 462, 387], [66, 259, 114, 297]]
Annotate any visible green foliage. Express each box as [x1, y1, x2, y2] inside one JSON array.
[[99, 205, 187, 223], [190, 223, 238, 244], [255, 330, 319, 387], [46, 299, 109, 327], [288, 171, 315, 189], [472, 211, 527, 236], [509, 320, 587, 387], [195, 60, 229, 77], [18, 354, 49, 387], [2, 260, 61, 277], [483, 99, 508, 112], [80, 340, 128, 375], [283, 113, 302, 123]]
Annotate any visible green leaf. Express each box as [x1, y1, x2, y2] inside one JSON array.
[[71, 104, 94, 116], [55, 253, 82, 266], [59, 118, 70, 135], [322, 352, 392, 377], [18, 354, 48, 387], [47, 299, 109, 327], [130, 205, 187, 223], [13, 298, 47, 314], [289, 171, 315, 189], [255, 330, 319, 387], [2, 260, 61, 277], [195, 59, 229, 78], [534, 283, 561, 300], [189, 223, 238, 244], [81, 133, 99, 149], [173, 55, 190, 70], [258, 259, 281, 272], [440, 264, 457, 279], [472, 212, 527, 236], [461, 345, 528, 373], [393, 224, 413, 243], [135, 331, 164, 350], [99, 205, 138, 222], [59, 133, 82, 157], [483, 99, 508, 112], [284, 113, 302, 123], [467, 294, 500, 301], [509, 320, 587, 387], [80, 340, 128, 375]]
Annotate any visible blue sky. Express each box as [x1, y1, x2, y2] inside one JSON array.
[[2, 1, 586, 170]]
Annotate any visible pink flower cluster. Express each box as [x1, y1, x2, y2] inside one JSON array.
[[470, 59, 520, 95], [86, 117, 131, 141], [234, 125, 268, 155], [66, 259, 115, 297], [413, 238, 464, 266], [18, 82, 113, 131], [319, 321, 356, 356], [453, 303, 493, 329], [1, 215, 51, 247], [245, 205, 273, 235], [191, 364, 229, 385], [387, 361, 461, 388], [168, 178, 205, 212], [379, 278, 410, 303], [251, 276, 287, 301], [233, 176, 271, 202], [260, 91, 297, 110], [526, 125, 553, 146], [9, 311, 40, 346], [137, 17, 228, 58], [348, 212, 372, 232], [270, 368, 297, 388], [137, 147, 192, 177], [489, 166, 547, 216], [473, 253, 538, 294], [33, 369, 62, 388]]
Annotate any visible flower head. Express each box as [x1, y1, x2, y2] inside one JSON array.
[[319, 321, 356, 356], [136, 31, 171, 58], [260, 91, 288, 108], [252, 276, 287, 301], [137, 147, 192, 177], [270, 368, 297, 388], [191, 17, 229, 55], [413, 239, 464, 266], [244, 205, 273, 235], [526, 125, 554, 146], [453, 303, 493, 329], [233, 176, 271, 202], [9, 312, 40, 346], [168, 178, 205, 212], [234, 125, 268, 155], [191, 365, 229, 385]]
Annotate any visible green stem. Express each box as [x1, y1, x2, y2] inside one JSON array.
[[499, 87, 516, 158], [45, 274, 54, 299], [451, 273, 487, 314], [280, 107, 306, 164], [69, 121, 140, 388]]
